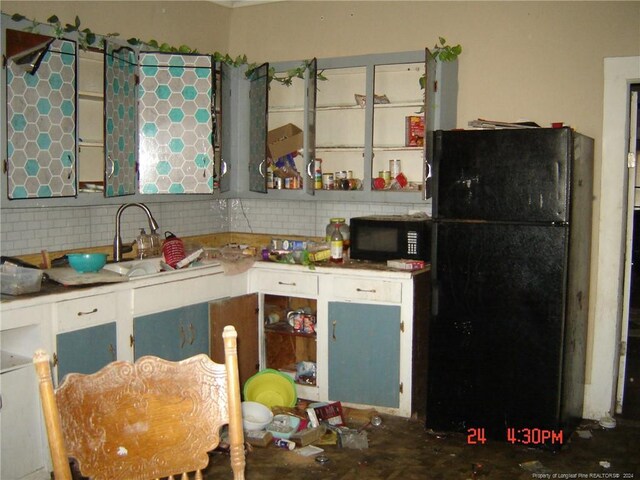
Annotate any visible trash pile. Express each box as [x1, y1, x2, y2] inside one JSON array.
[[242, 399, 382, 462]]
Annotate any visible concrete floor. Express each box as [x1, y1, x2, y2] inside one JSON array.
[[204, 414, 640, 480]]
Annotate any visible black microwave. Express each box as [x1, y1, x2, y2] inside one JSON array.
[[349, 215, 431, 262]]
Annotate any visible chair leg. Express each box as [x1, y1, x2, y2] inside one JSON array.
[[33, 350, 73, 480]]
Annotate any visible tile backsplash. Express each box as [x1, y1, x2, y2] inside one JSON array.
[[0, 198, 431, 256]]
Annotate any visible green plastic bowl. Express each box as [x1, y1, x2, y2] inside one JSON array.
[[67, 253, 107, 273], [243, 369, 297, 408]]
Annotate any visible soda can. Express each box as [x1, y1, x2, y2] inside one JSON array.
[[274, 438, 295, 450]]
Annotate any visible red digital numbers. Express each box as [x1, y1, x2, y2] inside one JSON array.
[[467, 427, 564, 445], [506, 427, 564, 445], [466, 427, 487, 445]]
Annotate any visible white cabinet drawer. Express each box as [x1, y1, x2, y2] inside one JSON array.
[[250, 270, 318, 297], [57, 293, 116, 332], [134, 273, 225, 316], [327, 277, 402, 303]]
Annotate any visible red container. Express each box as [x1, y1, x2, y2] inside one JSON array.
[[162, 231, 185, 268]]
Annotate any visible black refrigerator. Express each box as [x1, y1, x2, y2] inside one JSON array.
[[426, 128, 594, 449]]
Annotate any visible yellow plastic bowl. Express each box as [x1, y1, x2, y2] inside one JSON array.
[[243, 369, 297, 408]]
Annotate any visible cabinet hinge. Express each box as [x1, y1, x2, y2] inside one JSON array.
[[434, 80, 438, 93], [3, 159, 7, 174], [399, 382, 403, 394], [52, 352, 58, 367], [400, 321, 405, 333]]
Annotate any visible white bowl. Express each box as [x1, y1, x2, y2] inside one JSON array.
[[241, 401, 273, 431]]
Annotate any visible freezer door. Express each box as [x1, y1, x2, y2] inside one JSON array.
[[427, 222, 572, 439], [432, 128, 572, 223]]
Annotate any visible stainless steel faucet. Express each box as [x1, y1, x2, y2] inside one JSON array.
[[113, 203, 160, 262]]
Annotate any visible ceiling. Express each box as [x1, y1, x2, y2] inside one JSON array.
[[209, 0, 284, 7]]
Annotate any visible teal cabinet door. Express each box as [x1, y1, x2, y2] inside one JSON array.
[[6, 34, 77, 199], [134, 302, 209, 361], [328, 302, 401, 408], [56, 322, 117, 382]]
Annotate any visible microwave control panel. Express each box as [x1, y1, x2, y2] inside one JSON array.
[[407, 231, 418, 255]]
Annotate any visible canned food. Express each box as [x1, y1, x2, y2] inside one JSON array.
[[267, 170, 274, 189], [274, 177, 283, 189], [322, 173, 334, 190], [381, 170, 391, 186], [389, 159, 401, 178]]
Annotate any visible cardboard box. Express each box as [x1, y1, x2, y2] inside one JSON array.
[[267, 123, 303, 160], [405, 116, 424, 147], [387, 259, 426, 271]]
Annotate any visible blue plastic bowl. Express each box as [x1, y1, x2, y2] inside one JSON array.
[[67, 253, 107, 273]]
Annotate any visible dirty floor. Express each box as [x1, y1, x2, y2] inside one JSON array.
[[204, 415, 640, 480]]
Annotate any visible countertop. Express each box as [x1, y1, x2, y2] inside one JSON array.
[[1, 257, 430, 308]]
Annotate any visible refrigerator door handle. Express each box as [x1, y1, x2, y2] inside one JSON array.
[[431, 281, 439, 317]]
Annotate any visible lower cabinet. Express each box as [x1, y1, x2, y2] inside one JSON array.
[[249, 264, 429, 416], [328, 301, 401, 408], [0, 365, 47, 480], [55, 293, 118, 383], [56, 322, 117, 381], [134, 302, 209, 361]]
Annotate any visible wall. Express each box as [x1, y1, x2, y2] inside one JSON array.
[[2, 1, 640, 420], [0, 199, 427, 255]]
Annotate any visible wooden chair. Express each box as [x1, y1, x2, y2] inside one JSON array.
[[34, 325, 245, 480]]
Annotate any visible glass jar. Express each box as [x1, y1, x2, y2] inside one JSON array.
[[329, 223, 343, 263], [326, 218, 350, 256]]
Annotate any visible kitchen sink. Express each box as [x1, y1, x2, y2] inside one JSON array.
[[103, 257, 164, 277]]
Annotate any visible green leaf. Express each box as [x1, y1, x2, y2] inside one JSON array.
[[12, 14, 27, 21], [75, 16, 81, 27], [439, 36, 446, 46], [85, 32, 96, 45], [46, 15, 58, 23], [127, 37, 141, 45]]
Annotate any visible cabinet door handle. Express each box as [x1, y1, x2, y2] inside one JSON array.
[[108, 344, 116, 361], [188, 323, 196, 345], [106, 154, 115, 179], [220, 159, 228, 177], [356, 288, 376, 293], [77, 307, 98, 316], [180, 325, 186, 348], [258, 159, 266, 178], [332, 320, 337, 341], [278, 281, 296, 286]]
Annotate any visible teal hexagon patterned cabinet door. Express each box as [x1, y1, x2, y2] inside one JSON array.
[[104, 42, 137, 197], [6, 35, 77, 199], [138, 52, 214, 194]]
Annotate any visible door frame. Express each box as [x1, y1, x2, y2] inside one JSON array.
[[617, 88, 639, 414], [586, 56, 640, 420]]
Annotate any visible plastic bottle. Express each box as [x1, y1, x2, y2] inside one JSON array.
[[330, 223, 344, 263]]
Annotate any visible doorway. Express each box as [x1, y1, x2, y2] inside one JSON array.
[[620, 84, 640, 420]]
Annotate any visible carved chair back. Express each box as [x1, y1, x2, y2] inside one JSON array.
[[34, 325, 245, 480]]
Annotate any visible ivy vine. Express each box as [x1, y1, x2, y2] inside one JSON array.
[[8, 13, 459, 87]]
